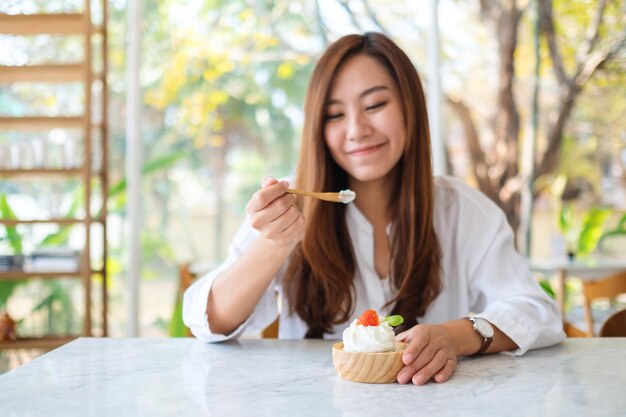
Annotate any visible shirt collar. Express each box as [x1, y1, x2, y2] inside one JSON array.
[[346, 203, 392, 236]]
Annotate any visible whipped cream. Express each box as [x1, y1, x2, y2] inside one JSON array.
[[338, 189, 356, 204], [341, 317, 396, 353]]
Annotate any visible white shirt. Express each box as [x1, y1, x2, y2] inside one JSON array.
[[183, 176, 565, 355]]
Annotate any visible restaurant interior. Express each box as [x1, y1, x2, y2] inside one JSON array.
[[1, 0, 625, 378]]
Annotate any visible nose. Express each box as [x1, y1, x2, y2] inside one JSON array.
[[346, 111, 372, 142]]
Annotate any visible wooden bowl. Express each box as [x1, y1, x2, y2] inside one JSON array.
[[332, 341, 408, 384]]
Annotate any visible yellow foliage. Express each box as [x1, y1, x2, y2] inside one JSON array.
[[277, 62, 295, 79], [208, 90, 229, 105], [145, 89, 168, 109], [217, 59, 235, 74], [253, 33, 280, 49], [194, 135, 207, 149], [209, 135, 225, 147], [202, 55, 234, 82], [44, 96, 56, 107], [245, 93, 262, 105], [203, 68, 220, 82], [157, 68, 186, 106], [211, 117, 224, 132], [239, 9, 254, 22], [105, 258, 123, 292], [173, 53, 188, 73], [110, 49, 125, 68], [295, 54, 310, 66]]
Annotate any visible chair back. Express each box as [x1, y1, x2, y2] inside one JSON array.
[[582, 271, 626, 336], [178, 262, 280, 338], [599, 309, 626, 337]]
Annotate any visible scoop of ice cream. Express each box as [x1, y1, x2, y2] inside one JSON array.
[[338, 189, 356, 204], [341, 317, 396, 353]]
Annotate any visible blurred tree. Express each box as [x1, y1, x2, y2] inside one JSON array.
[[141, 0, 320, 260], [446, 0, 625, 232], [312, 0, 624, 235]]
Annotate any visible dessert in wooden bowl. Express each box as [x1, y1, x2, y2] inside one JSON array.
[[332, 341, 408, 384], [332, 309, 407, 384]]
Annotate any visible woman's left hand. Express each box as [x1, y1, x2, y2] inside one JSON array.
[[395, 324, 458, 385]]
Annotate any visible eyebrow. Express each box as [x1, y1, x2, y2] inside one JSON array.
[[326, 85, 389, 105]]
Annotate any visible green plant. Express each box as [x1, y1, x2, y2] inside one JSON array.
[[601, 212, 626, 240], [1, 194, 23, 312], [1, 194, 22, 255], [537, 278, 578, 313], [558, 205, 612, 257], [1, 191, 79, 331], [539, 279, 555, 299], [105, 151, 187, 336], [0, 150, 187, 334], [106, 150, 187, 213], [168, 292, 186, 337], [31, 280, 80, 334]]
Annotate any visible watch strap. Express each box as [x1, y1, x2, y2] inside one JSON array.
[[465, 317, 493, 356]]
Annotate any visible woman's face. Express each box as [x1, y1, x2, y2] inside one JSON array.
[[323, 53, 406, 185]]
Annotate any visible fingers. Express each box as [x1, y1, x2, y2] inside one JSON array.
[[398, 325, 429, 366], [433, 358, 456, 383], [410, 350, 456, 385], [396, 325, 457, 385], [260, 203, 302, 240], [247, 178, 290, 213], [397, 344, 439, 384], [261, 176, 278, 189], [245, 177, 305, 246]]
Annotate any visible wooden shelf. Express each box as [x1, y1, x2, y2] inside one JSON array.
[[0, 13, 85, 35], [0, 218, 86, 226], [0, 271, 83, 280], [0, 336, 77, 350], [0, 116, 84, 131], [0, 217, 105, 225], [0, 168, 108, 178], [0, 63, 86, 83], [1, 1, 109, 339]]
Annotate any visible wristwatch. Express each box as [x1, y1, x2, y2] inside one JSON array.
[[464, 316, 494, 356]]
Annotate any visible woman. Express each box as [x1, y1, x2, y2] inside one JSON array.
[[183, 32, 564, 385]]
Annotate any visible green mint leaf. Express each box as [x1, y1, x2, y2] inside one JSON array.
[[384, 315, 404, 327]]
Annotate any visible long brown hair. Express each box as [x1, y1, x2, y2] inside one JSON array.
[[284, 32, 442, 337]]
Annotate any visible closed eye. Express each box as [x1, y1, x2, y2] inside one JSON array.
[[366, 102, 386, 111], [325, 113, 343, 121]]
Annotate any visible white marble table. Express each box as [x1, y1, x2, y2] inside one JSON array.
[[1, 338, 625, 417]]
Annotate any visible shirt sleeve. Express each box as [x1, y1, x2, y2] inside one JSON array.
[[182, 219, 280, 343], [467, 204, 565, 356]]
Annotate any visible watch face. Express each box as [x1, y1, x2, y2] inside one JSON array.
[[474, 318, 494, 338]]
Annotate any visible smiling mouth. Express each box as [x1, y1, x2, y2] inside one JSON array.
[[347, 143, 385, 156]]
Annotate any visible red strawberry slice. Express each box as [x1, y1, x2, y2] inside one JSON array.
[[357, 310, 379, 327]]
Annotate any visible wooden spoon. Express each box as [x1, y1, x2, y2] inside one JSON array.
[[286, 188, 356, 204]]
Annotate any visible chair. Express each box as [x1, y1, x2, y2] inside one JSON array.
[[599, 309, 626, 337], [581, 271, 626, 336], [261, 317, 279, 339], [563, 322, 588, 338], [178, 263, 197, 337], [178, 262, 280, 338]]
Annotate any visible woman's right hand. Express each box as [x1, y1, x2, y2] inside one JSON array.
[[246, 177, 305, 248]]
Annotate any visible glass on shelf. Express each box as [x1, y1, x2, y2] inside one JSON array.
[[0, 255, 25, 272], [23, 248, 82, 273], [0, 143, 9, 168], [8, 142, 20, 169], [32, 137, 45, 169]]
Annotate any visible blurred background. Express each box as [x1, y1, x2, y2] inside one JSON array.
[[1, 0, 625, 372]]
